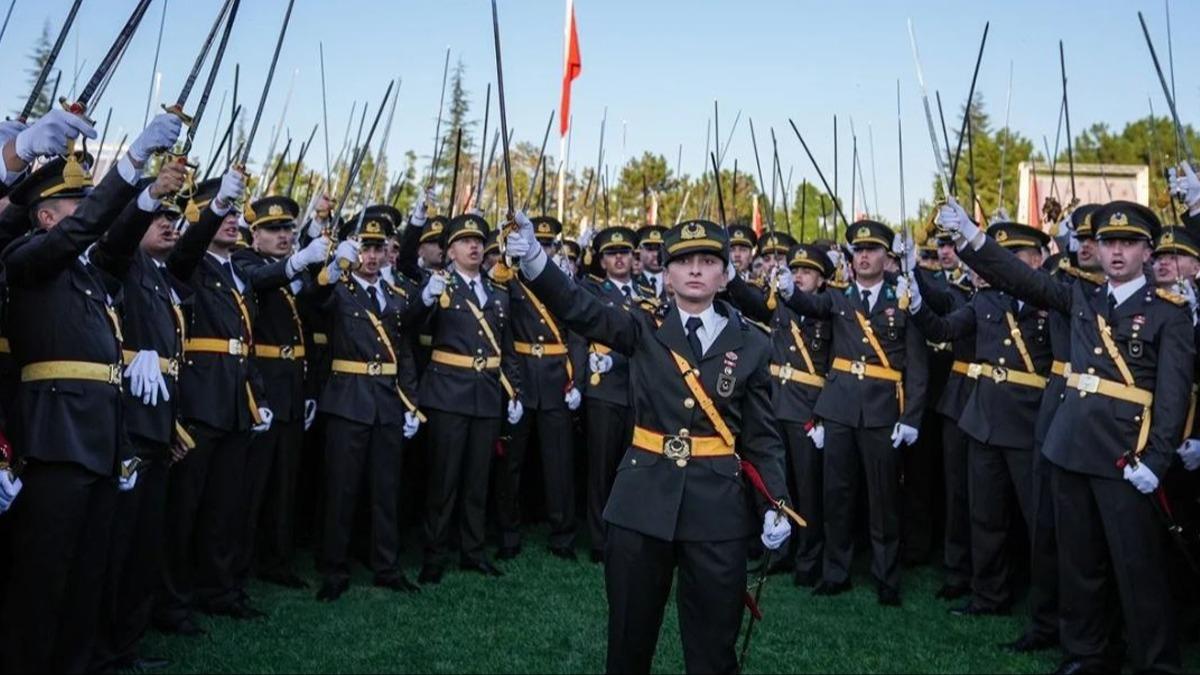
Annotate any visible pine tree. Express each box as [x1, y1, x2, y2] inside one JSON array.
[[17, 21, 53, 117], [432, 58, 476, 213]]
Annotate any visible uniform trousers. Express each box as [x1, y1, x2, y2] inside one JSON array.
[[941, 416, 972, 590], [240, 418, 304, 580], [967, 439, 1033, 609], [585, 399, 633, 554], [496, 407, 575, 549], [423, 409, 499, 567], [781, 421, 822, 577]]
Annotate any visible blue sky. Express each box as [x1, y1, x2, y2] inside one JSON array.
[[2, 0, 1199, 220]]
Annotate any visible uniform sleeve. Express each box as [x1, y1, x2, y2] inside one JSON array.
[[396, 322, 420, 405], [739, 347, 790, 508], [901, 311, 930, 429], [910, 300, 977, 343], [525, 255, 641, 356], [396, 219, 423, 283], [90, 198, 156, 279], [960, 237, 1071, 314], [1143, 306, 1198, 478], [783, 285, 836, 319], [725, 276, 772, 323], [166, 205, 225, 281], [234, 251, 291, 292], [915, 267, 964, 315], [498, 292, 522, 400]]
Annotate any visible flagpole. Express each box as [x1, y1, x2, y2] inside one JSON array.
[[555, 0, 573, 223]]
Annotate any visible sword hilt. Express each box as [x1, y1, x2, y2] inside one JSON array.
[[59, 97, 95, 126], [162, 103, 195, 126]]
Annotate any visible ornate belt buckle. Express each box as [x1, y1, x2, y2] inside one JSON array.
[[967, 363, 983, 379], [850, 361, 866, 378], [663, 434, 693, 468], [778, 364, 794, 383], [991, 366, 1008, 383], [367, 361, 383, 376], [166, 358, 180, 378], [531, 343, 544, 358], [280, 345, 295, 360], [1077, 373, 1100, 394], [108, 364, 122, 386], [472, 356, 488, 371], [228, 338, 243, 356]]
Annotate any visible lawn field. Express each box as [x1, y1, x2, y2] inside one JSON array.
[[143, 529, 1199, 673]]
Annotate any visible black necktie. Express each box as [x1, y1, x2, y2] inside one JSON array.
[[1107, 292, 1117, 320], [221, 261, 237, 287], [685, 316, 705, 361], [468, 280, 478, 304], [622, 285, 633, 300], [860, 288, 872, 313], [367, 286, 380, 312]]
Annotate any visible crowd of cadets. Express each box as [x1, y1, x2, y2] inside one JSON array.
[[0, 108, 1197, 674]]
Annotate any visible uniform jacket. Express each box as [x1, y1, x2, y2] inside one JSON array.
[[579, 276, 656, 408], [529, 261, 789, 543], [1, 165, 139, 475], [507, 277, 585, 410], [313, 272, 420, 426], [917, 267, 976, 420], [784, 280, 929, 429], [233, 249, 307, 423], [913, 286, 1052, 450], [727, 276, 833, 425], [167, 207, 265, 433], [418, 269, 521, 419], [962, 237, 1195, 478]]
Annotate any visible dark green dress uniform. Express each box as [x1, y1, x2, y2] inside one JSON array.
[[912, 222, 1053, 614], [960, 202, 1193, 672], [783, 220, 929, 600], [414, 214, 522, 580], [309, 212, 423, 597], [726, 243, 834, 586], [232, 196, 310, 588], [397, 214, 448, 373], [89, 187, 190, 670], [0, 154, 140, 673], [913, 254, 976, 598], [632, 225, 668, 301], [159, 179, 267, 627], [495, 215, 583, 556], [526, 220, 789, 674], [579, 227, 657, 560]]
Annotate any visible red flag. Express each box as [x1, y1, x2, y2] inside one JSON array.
[[752, 194, 763, 236], [559, 0, 581, 137]]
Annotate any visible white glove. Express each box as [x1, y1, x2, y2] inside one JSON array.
[[253, 407, 274, 433], [304, 399, 317, 431], [14, 109, 97, 163], [505, 210, 540, 262], [410, 187, 435, 226], [215, 168, 246, 210], [288, 235, 329, 276], [1123, 462, 1159, 495], [564, 386, 581, 411], [403, 410, 421, 439], [124, 350, 170, 407], [1169, 163, 1200, 209], [507, 399, 524, 425], [891, 423, 919, 448], [117, 460, 139, 492], [1178, 439, 1200, 472], [0, 469, 22, 514], [760, 510, 792, 550], [1176, 279, 1199, 320], [588, 352, 613, 374], [806, 423, 825, 450], [935, 197, 979, 243], [725, 261, 737, 283], [421, 272, 448, 307], [0, 120, 26, 148], [775, 266, 795, 300], [333, 239, 360, 268], [128, 113, 183, 163], [1067, 229, 1081, 254], [1056, 214, 1073, 238], [899, 274, 921, 313]]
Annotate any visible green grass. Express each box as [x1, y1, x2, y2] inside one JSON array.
[[143, 529, 1198, 673]]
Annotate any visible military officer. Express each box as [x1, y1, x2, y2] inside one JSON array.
[[310, 211, 424, 601], [0, 112, 180, 673], [506, 214, 793, 674], [633, 224, 667, 300], [941, 198, 1194, 673], [406, 209, 522, 584], [775, 220, 929, 606], [726, 242, 835, 587], [908, 222, 1053, 617], [495, 215, 583, 560], [757, 231, 796, 271], [727, 223, 758, 279]]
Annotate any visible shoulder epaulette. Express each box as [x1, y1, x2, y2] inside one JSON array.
[[1060, 261, 1105, 286], [588, 273, 604, 284], [1156, 287, 1188, 306], [386, 281, 407, 298], [743, 317, 772, 335], [829, 279, 850, 290]]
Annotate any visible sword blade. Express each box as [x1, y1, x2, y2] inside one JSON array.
[[20, 0, 83, 121], [907, 18, 953, 199], [74, 0, 154, 113], [174, 0, 235, 108], [180, 0, 239, 155], [491, 0, 515, 218], [241, 0, 296, 167], [1138, 11, 1195, 166]]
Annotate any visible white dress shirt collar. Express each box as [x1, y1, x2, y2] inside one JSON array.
[[854, 278, 885, 312], [678, 303, 727, 356], [1107, 275, 1147, 308]]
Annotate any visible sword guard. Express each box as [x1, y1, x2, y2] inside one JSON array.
[[59, 97, 95, 126], [162, 103, 195, 126]]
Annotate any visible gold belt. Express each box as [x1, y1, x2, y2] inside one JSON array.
[[951, 360, 972, 376], [831, 357, 902, 382], [311, 332, 329, 345], [418, 334, 433, 347], [1051, 360, 1068, 377], [121, 350, 180, 377], [184, 337, 247, 356], [0, 338, 10, 354], [963, 362, 1047, 390], [21, 360, 121, 386], [1066, 371, 1153, 406], [632, 426, 735, 467], [330, 359, 397, 376], [430, 349, 501, 371], [254, 344, 307, 360], [513, 341, 568, 358], [768, 363, 826, 388]]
